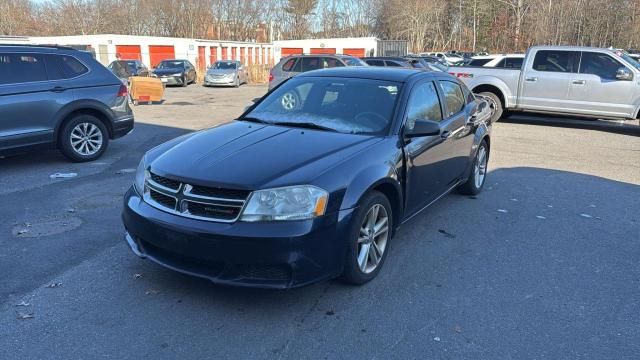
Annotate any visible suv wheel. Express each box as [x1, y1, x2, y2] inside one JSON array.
[[341, 191, 393, 285], [59, 114, 109, 162]]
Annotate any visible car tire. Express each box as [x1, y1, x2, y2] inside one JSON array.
[[478, 92, 503, 123], [182, 75, 188, 87], [234, 77, 240, 88], [59, 114, 109, 162], [340, 191, 393, 285], [458, 139, 489, 195]]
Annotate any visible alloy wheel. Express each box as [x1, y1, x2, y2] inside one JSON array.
[[281, 92, 297, 110], [474, 146, 487, 189], [70, 122, 103, 156], [357, 204, 389, 274]]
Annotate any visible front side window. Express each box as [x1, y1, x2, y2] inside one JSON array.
[[439, 80, 466, 117], [244, 76, 401, 135], [532, 50, 579, 73], [323, 57, 344, 68], [405, 81, 442, 131], [365, 59, 385, 66], [0, 53, 48, 84], [580, 52, 624, 80]]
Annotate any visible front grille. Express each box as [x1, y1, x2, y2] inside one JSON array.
[[236, 264, 291, 281], [149, 188, 176, 209], [150, 172, 180, 191], [190, 185, 250, 200], [186, 201, 241, 220], [144, 171, 250, 223]]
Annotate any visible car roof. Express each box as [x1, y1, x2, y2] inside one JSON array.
[[363, 57, 408, 61], [297, 67, 427, 82], [0, 44, 81, 54]]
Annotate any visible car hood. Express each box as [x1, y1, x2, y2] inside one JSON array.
[[207, 69, 237, 75], [148, 121, 381, 190], [153, 68, 183, 75]]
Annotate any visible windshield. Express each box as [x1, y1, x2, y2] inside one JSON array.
[[343, 57, 367, 66], [157, 61, 184, 69], [243, 76, 401, 135], [212, 61, 237, 70]]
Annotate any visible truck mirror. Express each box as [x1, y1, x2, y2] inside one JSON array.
[[616, 67, 633, 81]]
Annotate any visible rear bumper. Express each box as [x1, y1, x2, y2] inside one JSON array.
[[112, 115, 134, 139], [122, 187, 355, 289]]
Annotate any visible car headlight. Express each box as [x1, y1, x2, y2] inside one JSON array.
[[240, 185, 328, 222], [172, 73, 182, 77], [134, 155, 149, 194]]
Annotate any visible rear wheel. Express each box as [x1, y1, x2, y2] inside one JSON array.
[[59, 114, 109, 162], [458, 139, 489, 195], [478, 91, 503, 123], [341, 191, 393, 285]]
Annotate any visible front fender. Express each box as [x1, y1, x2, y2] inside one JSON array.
[[339, 163, 403, 212]]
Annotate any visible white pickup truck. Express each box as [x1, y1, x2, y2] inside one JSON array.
[[449, 45, 640, 124]]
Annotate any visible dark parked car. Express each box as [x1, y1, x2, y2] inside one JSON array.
[[152, 59, 197, 87], [107, 59, 149, 82], [363, 56, 422, 68], [123, 67, 492, 288], [269, 54, 366, 90], [0, 45, 134, 162]]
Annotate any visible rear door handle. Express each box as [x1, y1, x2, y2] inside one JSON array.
[[50, 86, 67, 92], [525, 77, 538, 82], [572, 80, 586, 85]]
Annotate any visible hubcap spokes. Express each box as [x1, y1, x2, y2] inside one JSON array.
[[357, 204, 389, 274], [71, 123, 102, 156], [474, 147, 487, 188], [282, 93, 296, 110]]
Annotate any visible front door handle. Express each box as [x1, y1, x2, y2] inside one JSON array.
[[440, 130, 451, 139], [525, 77, 538, 82], [50, 86, 66, 92], [572, 79, 586, 85]]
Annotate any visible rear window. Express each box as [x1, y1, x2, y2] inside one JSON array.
[[281, 58, 297, 72], [0, 53, 48, 84]]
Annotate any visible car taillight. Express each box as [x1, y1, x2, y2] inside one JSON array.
[[268, 73, 273, 82], [117, 84, 128, 97]]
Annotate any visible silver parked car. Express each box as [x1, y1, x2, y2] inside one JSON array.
[[204, 60, 248, 87]]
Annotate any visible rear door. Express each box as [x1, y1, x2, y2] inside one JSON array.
[[568, 51, 636, 118], [0, 52, 74, 150], [519, 50, 579, 112]]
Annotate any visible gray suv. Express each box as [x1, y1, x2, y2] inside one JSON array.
[[268, 54, 366, 90], [0, 45, 134, 162]]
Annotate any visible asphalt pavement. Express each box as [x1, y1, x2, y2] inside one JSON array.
[[1, 85, 639, 359]]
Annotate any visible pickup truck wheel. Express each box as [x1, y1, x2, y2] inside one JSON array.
[[59, 114, 109, 162], [341, 191, 393, 285], [479, 92, 503, 123], [458, 140, 489, 195]]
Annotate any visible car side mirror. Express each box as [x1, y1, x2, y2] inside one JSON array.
[[405, 119, 441, 138], [616, 67, 633, 81]]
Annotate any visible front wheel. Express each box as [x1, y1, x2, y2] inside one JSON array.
[[181, 76, 188, 87], [341, 191, 393, 285], [478, 92, 503, 123], [458, 139, 489, 195]]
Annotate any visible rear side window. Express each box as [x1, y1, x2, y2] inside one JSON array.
[[342, 57, 366, 66], [301, 57, 322, 71], [365, 59, 385, 66], [59, 55, 89, 78], [281, 58, 296, 72], [494, 59, 506, 68], [532, 50, 579, 73], [504, 57, 523, 69], [468, 58, 492, 66], [385, 60, 404, 67], [579, 52, 624, 80], [0, 53, 48, 84], [405, 81, 443, 130], [439, 80, 466, 117]]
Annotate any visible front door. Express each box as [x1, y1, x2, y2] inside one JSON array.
[[568, 51, 636, 118], [402, 80, 449, 216], [519, 50, 579, 112]]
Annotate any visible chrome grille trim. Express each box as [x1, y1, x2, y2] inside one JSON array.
[[143, 174, 250, 223]]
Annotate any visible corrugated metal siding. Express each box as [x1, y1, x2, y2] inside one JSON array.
[[377, 40, 408, 57]]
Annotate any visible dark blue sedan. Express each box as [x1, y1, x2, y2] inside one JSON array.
[[122, 67, 493, 288]]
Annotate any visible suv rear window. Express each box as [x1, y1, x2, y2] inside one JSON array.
[[282, 58, 297, 72], [0, 53, 48, 84], [59, 55, 89, 78]]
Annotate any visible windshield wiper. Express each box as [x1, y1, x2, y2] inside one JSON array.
[[271, 121, 340, 133], [238, 117, 270, 124]]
